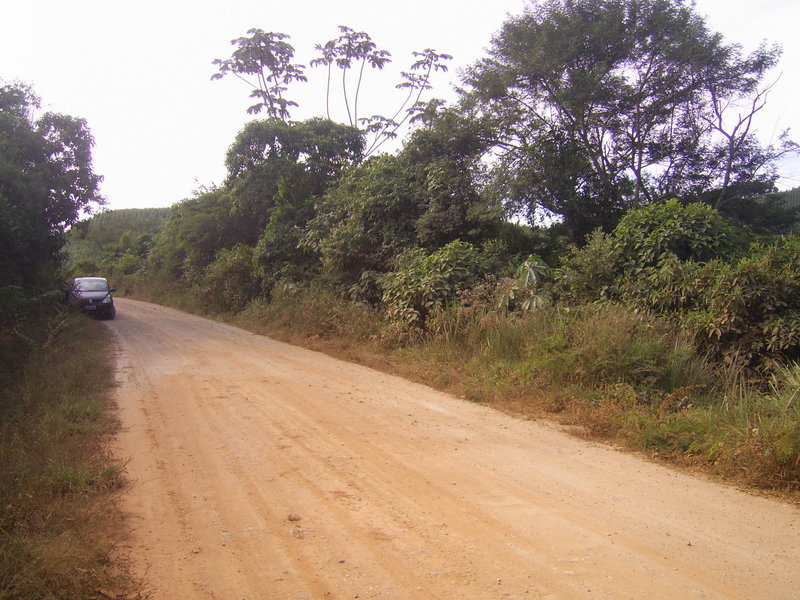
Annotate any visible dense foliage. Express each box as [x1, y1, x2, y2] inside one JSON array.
[[554, 201, 799, 372], [1, 83, 103, 292], [1, 82, 104, 398], [66, 207, 169, 278], [380, 241, 488, 328], [462, 0, 795, 242], [68, 1, 798, 382]]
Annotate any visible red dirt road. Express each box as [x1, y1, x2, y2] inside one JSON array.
[[110, 298, 799, 599]]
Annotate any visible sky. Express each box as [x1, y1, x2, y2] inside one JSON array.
[[2, 0, 799, 211]]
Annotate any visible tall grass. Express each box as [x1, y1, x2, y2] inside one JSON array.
[[414, 304, 800, 493], [237, 286, 388, 346], [0, 313, 139, 599], [624, 363, 800, 489], [417, 303, 714, 403], [113, 272, 206, 315]]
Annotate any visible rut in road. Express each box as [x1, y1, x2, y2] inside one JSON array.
[[110, 298, 799, 600]]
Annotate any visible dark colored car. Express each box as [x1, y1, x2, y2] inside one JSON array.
[[68, 277, 116, 319]]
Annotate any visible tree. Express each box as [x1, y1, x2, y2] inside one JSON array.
[[0, 82, 103, 291], [357, 47, 453, 157], [399, 102, 501, 248], [225, 118, 363, 183], [224, 118, 364, 259], [201, 244, 261, 312], [213, 26, 452, 157], [310, 26, 392, 127], [146, 189, 248, 281], [463, 0, 793, 242], [212, 29, 307, 120], [302, 154, 417, 284], [303, 104, 502, 288]]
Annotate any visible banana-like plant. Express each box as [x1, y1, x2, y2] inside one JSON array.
[[498, 255, 552, 312]]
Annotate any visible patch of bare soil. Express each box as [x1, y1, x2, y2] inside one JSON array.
[[110, 298, 799, 599]]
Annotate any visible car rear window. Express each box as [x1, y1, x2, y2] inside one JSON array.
[[75, 279, 109, 292]]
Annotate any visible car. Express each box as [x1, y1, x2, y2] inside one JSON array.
[[68, 277, 117, 319]]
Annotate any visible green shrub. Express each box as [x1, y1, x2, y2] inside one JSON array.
[[380, 241, 487, 328], [555, 202, 798, 375], [64, 258, 101, 279], [555, 201, 743, 307], [617, 253, 711, 313], [496, 255, 553, 312], [201, 244, 261, 313], [687, 236, 800, 370], [613, 199, 742, 270], [553, 229, 621, 304], [115, 252, 142, 276]]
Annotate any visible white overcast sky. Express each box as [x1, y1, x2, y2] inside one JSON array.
[[2, 0, 799, 211]]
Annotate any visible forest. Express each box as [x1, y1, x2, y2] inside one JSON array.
[[4, 0, 800, 495]]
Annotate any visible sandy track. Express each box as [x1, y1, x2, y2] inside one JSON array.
[[109, 298, 799, 599]]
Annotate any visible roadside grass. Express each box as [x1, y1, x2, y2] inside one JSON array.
[[112, 273, 206, 316], [415, 304, 800, 494], [619, 364, 800, 490], [237, 286, 387, 346], [0, 312, 140, 600], [240, 292, 800, 498], [119, 283, 800, 499]]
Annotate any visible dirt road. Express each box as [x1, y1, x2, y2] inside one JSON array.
[[110, 298, 799, 599]]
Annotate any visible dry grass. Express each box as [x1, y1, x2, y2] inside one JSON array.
[[0, 313, 142, 600]]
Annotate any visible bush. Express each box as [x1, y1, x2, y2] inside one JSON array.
[[201, 244, 261, 313], [553, 202, 799, 376], [613, 199, 742, 270], [555, 201, 743, 306], [554, 229, 621, 304], [380, 241, 488, 328], [687, 236, 800, 370], [64, 258, 101, 279], [114, 252, 142, 276], [617, 253, 710, 314]]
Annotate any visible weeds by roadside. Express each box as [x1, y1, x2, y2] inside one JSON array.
[[415, 303, 800, 495], [118, 281, 800, 500], [243, 292, 800, 498], [0, 312, 141, 600]]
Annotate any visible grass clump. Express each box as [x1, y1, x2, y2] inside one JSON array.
[[236, 285, 389, 349], [623, 364, 800, 489], [0, 313, 140, 600]]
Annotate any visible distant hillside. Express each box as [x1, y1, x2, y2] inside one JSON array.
[[70, 207, 171, 247], [64, 208, 171, 277], [776, 187, 800, 231], [778, 187, 800, 210]]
